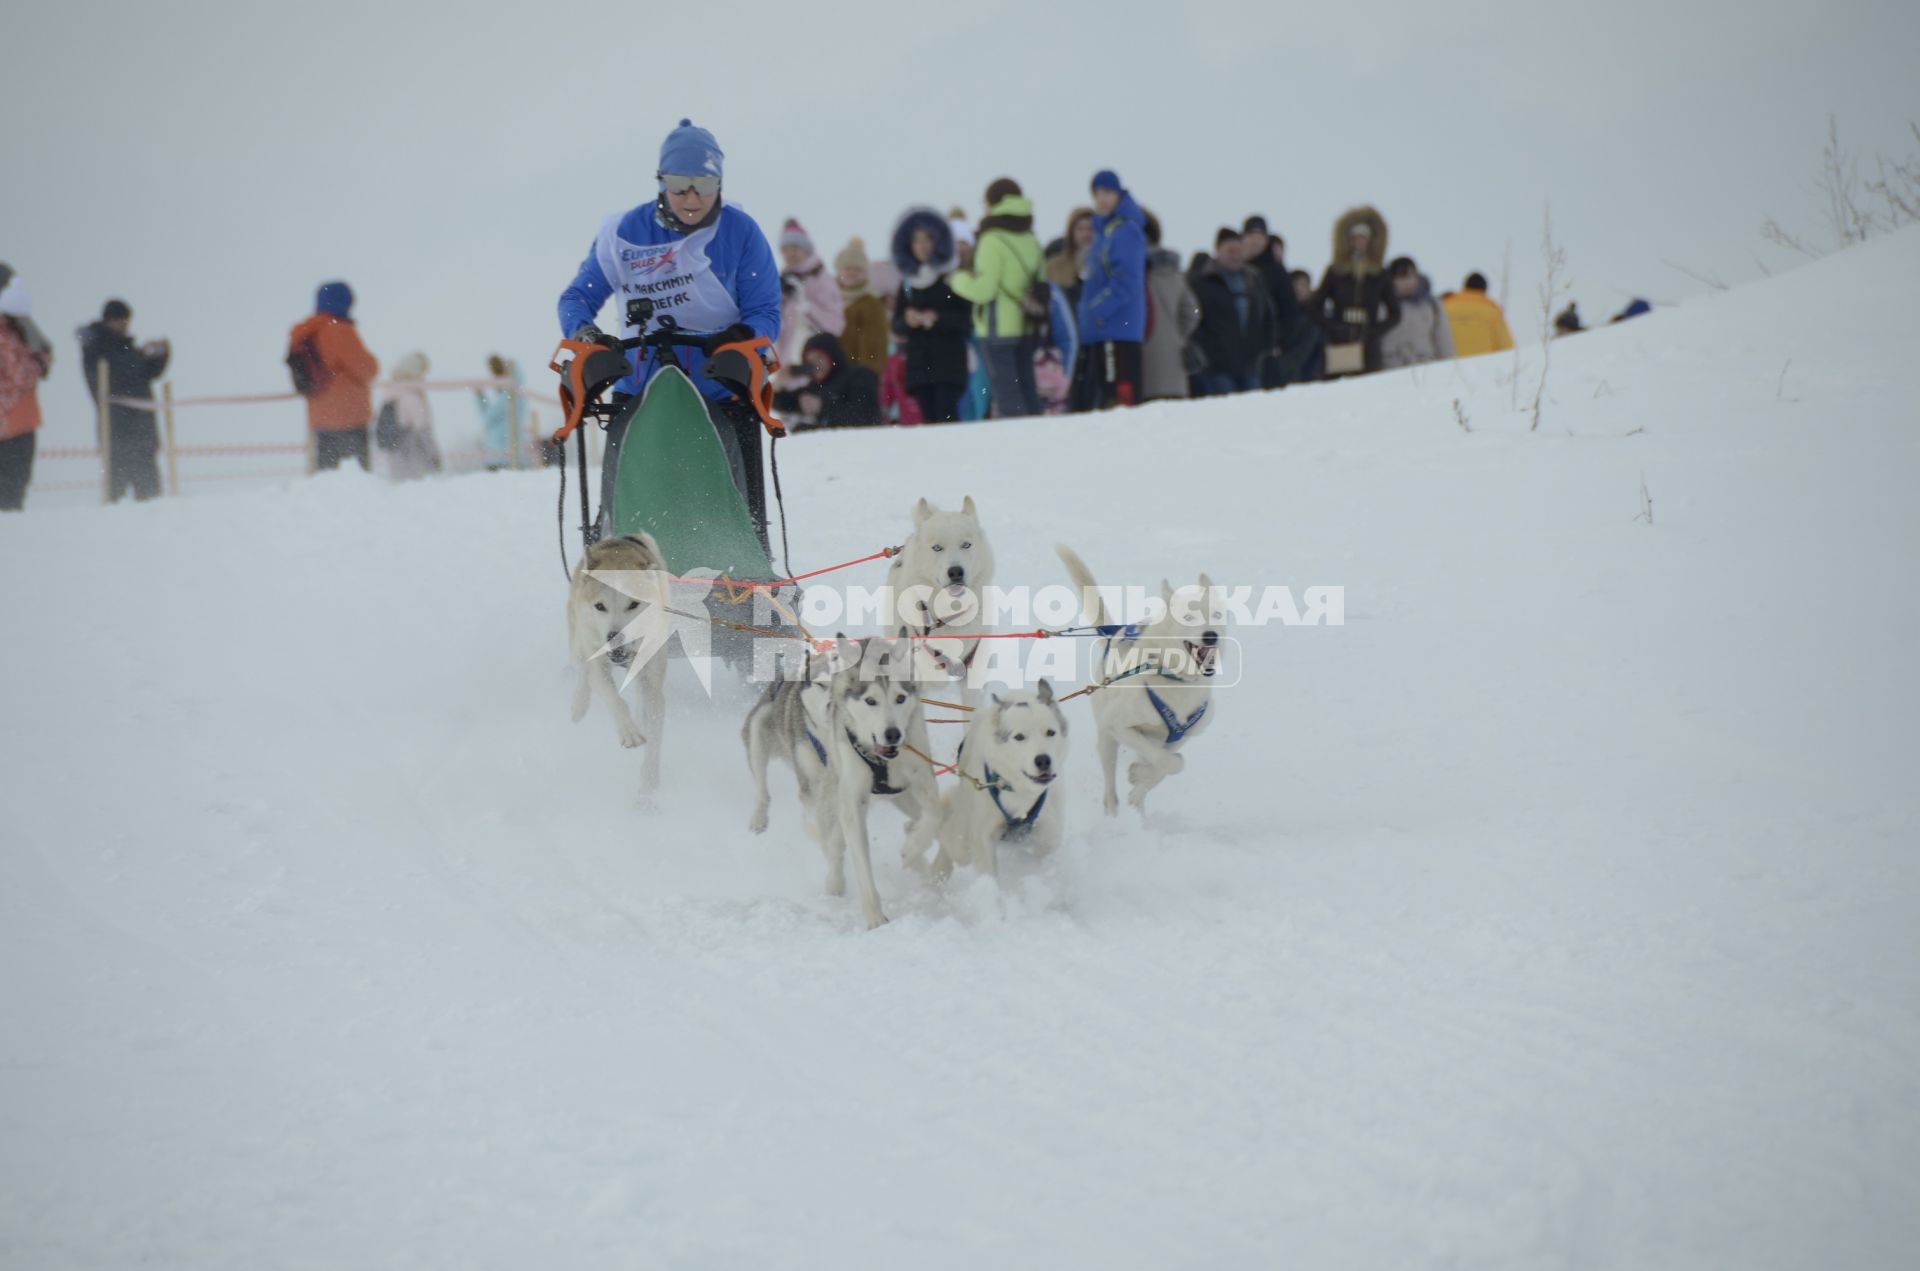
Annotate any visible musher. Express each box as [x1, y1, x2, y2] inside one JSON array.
[[557, 118, 782, 547]]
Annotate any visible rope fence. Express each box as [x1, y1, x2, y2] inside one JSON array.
[[32, 375, 575, 505]]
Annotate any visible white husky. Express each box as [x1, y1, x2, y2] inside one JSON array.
[[888, 496, 995, 680], [933, 680, 1069, 880], [568, 533, 671, 792], [1057, 545, 1226, 816]]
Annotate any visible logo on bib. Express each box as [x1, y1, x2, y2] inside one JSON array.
[[621, 245, 678, 277]]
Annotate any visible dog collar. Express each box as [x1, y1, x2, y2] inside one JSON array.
[[982, 764, 1047, 839], [1145, 688, 1208, 746], [845, 727, 905, 795]]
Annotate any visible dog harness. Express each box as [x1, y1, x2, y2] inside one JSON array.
[[908, 601, 979, 671], [803, 729, 828, 766], [1102, 626, 1209, 746], [845, 728, 905, 795], [1144, 689, 1208, 746], [982, 765, 1048, 840]]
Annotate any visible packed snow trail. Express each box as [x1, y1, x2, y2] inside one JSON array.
[[3, 230, 1919, 1269]]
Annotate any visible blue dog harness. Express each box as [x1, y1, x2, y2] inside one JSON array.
[[983, 765, 1048, 839], [1099, 624, 1208, 746], [1144, 688, 1208, 746]]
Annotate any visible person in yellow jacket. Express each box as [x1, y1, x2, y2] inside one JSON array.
[[1441, 272, 1515, 357], [948, 177, 1044, 418]]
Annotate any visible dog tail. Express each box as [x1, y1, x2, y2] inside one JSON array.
[[1055, 545, 1110, 628]]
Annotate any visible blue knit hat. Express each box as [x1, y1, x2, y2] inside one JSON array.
[[315, 281, 353, 318], [658, 118, 724, 180], [1091, 169, 1122, 193]]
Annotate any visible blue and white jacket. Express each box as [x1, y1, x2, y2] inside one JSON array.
[[1077, 191, 1147, 345], [557, 200, 782, 401]]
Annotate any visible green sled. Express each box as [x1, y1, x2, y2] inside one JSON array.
[[608, 366, 778, 583]]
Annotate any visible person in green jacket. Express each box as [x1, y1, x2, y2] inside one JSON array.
[[948, 177, 1044, 419]]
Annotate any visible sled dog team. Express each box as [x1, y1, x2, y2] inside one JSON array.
[[568, 497, 1228, 928]]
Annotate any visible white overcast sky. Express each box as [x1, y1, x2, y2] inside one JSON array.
[[4, 0, 1916, 437]]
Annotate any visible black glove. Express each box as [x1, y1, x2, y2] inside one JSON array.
[[572, 323, 621, 349], [702, 323, 756, 354]]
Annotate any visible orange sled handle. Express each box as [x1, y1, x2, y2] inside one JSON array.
[[548, 338, 632, 443], [702, 336, 788, 439]]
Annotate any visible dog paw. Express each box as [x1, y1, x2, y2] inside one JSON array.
[[1103, 795, 1119, 817], [748, 808, 769, 834], [826, 867, 846, 897], [864, 911, 890, 931], [618, 727, 646, 749]]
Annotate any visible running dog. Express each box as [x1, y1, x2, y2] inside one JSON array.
[[1057, 546, 1226, 816], [820, 638, 941, 929], [742, 652, 835, 837], [568, 532, 671, 791], [932, 681, 1068, 880], [888, 496, 995, 680]]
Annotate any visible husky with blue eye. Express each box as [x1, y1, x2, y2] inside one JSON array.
[[567, 532, 671, 793], [932, 680, 1068, 881], [887, 496, 995, 681]]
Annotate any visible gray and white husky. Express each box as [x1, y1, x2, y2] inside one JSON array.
[[888, 496, 995, 680], [933, 680, 1069, 881], [747, 638, 940, 929], [568, 532, 671, 792], [742, 653, 835, 838], [1057, 545, 1226, 816]]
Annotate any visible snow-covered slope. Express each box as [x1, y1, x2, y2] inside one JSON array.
[[3, 231, 1918, 1269]]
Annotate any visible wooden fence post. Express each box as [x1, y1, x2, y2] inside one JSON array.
[[162, 381, 179, 496], [508, 385, 522, 471], [96, 358, 113, 504]]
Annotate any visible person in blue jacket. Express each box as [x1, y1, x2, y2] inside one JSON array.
[[1076, 169, 1147, 409], [557, 118, 782, 546], [473, 353, 524, 471]]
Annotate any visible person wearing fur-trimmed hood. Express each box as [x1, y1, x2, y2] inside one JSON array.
[[1308, 206, 1400, 377], [889, 207, 972, 423]]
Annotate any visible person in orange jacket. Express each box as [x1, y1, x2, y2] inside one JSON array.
[[1441, 272, 1516, 358], [287, 281, 380, 471], [0, 269, 53, 511]]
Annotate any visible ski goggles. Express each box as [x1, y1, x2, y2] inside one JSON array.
[[658, 173, 721, 198]]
